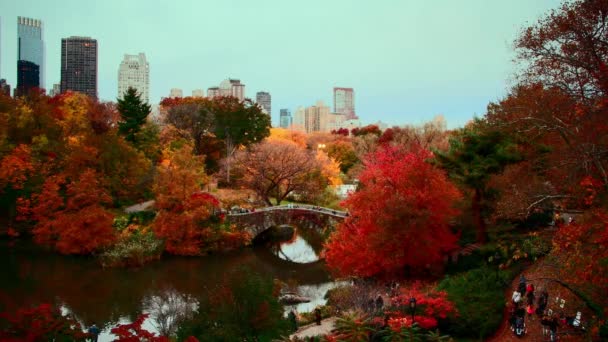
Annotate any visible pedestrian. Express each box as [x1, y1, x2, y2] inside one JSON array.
[[526, 282, 534, 295], [518, 275, 527, 294], [314, 308, 322, 325], [508, 303, 517, 331], [537, 289, 548, 317], [548, 314, 559, 342], [88, 323, 101, 342], [375, 294, 384, 311], [288, 310, 298, 331], [526, 290, 535, 306], [512, 290, 522, 304], [541, 314, 551, 338]]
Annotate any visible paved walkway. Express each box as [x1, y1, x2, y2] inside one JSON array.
[[486, 258, 592, 342], [290, 317, 338, 340]]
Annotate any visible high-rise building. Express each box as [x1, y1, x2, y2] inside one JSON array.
[[192, 89, 204, 97], [0, 79, 10, 96], [48, 83, 60, 97], [333, 87, 357, 120], [169, 88, 183, 98], [60, 36, 97, 98], [16, 60, 39, 96], [209, 79, 245, 100], [279, 109, 292, 129], [256, 91, 271, 115], [118, 53, 149, 103], [17, 17, 44, 95], [304, 101, 331, 134], [207, 87, 220, 98], [292, 107, 305, 132]]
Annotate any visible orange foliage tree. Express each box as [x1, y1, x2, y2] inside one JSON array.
[[325, 146, 462, 278], [28, 169, 115, 254], [153, 144, 216, 255]]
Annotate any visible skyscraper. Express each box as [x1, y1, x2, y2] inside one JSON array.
[[333, 87, 357, 119], [17, 17, 44, 95], [304, 101, 330, 134], [61, 37, 97, 98], [118, 53, 149, 103], [210, 79, 245, 100], [256, 91, 271, 115], [192, 89, 204, 97], [169, 88, 183, 98], [279, 109, 292, 129]]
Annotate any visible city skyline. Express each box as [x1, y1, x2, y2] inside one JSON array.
[[0, 0, 562, 128]]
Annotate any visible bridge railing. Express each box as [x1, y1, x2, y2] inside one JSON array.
[[226, 204, 348, 218]]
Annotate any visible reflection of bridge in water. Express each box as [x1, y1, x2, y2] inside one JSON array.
[[226, 205, 347, 239]]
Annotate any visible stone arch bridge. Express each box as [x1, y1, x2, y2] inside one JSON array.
[[226, 204, 347, 238]]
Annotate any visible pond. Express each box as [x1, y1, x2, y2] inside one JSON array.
[[0, 226, 341, 341]]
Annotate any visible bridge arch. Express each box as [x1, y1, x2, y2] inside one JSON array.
[[226, 205, 347, 239]]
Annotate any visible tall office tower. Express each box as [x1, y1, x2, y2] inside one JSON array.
[[169, 88, 183, 98], [304, 101, 330, 134], [1, 17, 2, 78], [16, 61, 39, 96], [218, 79, 245, 101], [292, 107, 305, 132], [256, 91, 271, 114], [333, 87, 357, 120], [117, 53, 149, 103], [17, 17, 44, 95], [207, 87, 220, 98], [192, 89, 204, 97], [61, 37, 97, 98], [48, 83, 60, 96], [279, 109, 292, 129], [0, 79, 10, 96]]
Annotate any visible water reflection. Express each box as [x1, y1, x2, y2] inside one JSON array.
[[0, 228, 334, 341], [271, 233, 319, 263], [143, 288, 198, 336]]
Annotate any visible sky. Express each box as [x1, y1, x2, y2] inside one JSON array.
[[0, 0, 563, 128]]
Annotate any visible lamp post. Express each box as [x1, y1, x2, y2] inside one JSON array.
[[409, 297, 417, 324]]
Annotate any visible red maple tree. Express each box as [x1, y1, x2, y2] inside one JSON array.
[[325, 146, 461, 278]]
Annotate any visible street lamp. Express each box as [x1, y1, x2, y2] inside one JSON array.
[[317, 143, 326, 150], [409, 297, 417, 323]]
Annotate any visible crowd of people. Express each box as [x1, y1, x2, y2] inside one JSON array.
[[509, 275, 583, 340]]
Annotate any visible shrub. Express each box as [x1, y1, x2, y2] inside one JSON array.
[[99, 230, 163, 268], [437, 266, 507, 339]]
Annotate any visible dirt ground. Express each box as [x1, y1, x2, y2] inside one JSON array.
[[486, 258, 596, 342]]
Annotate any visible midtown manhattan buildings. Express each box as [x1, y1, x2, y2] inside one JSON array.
[[333, 87, 357, 120], [60, 36, 98, 98], [279, 109, 292, 129], [16, 17, 44, 96], [117, 53, 149, 103], [256, 91, 271, 114], [208, 79, 245, 101]]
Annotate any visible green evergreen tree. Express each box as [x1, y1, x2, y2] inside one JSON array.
[[433, 119, 521, 243], [117, 87, 151, 144]]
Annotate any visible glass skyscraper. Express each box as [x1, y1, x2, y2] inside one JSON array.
[[17, 17, 44, 95], [61, 37, 98, 98]]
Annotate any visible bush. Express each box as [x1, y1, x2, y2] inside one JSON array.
[[437, 266, 508, 339], [99, 230, 163, 268]]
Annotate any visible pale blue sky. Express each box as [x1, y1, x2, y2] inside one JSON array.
[[1, 0, 562, 128]]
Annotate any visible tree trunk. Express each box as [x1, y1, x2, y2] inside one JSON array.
[[472, 188, 486, 243]]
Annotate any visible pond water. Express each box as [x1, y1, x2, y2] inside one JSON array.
[[0, 227, 341, 341]]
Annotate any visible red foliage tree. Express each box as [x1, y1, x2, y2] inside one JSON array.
[[325, 146, 462, 277], [388, 284, 457, 330], [0, 303, 88, 341], [28, 169, 116, 254], [111, 314, 174, 342]]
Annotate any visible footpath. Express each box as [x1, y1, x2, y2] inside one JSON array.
[[486, 258, 593, 342], [289, 317, 338, 340]]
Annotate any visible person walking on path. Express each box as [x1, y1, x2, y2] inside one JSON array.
[[88, 323, 101, 342], [537, 289, 548, 317], [375, 294, 384, 312], [548, 314, 560, 342], [518, 275, 527, 295], [314, 308, 322, 326]]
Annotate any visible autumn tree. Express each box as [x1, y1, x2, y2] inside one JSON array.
[[433, 121, 521, 243], [231, 139, 330, 205], [153, 144, 226, 255], [515, 0, 608, 101], [27, 169, 116, 254], [325, 146, 462, 278], [117, 87, 151, 144]]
